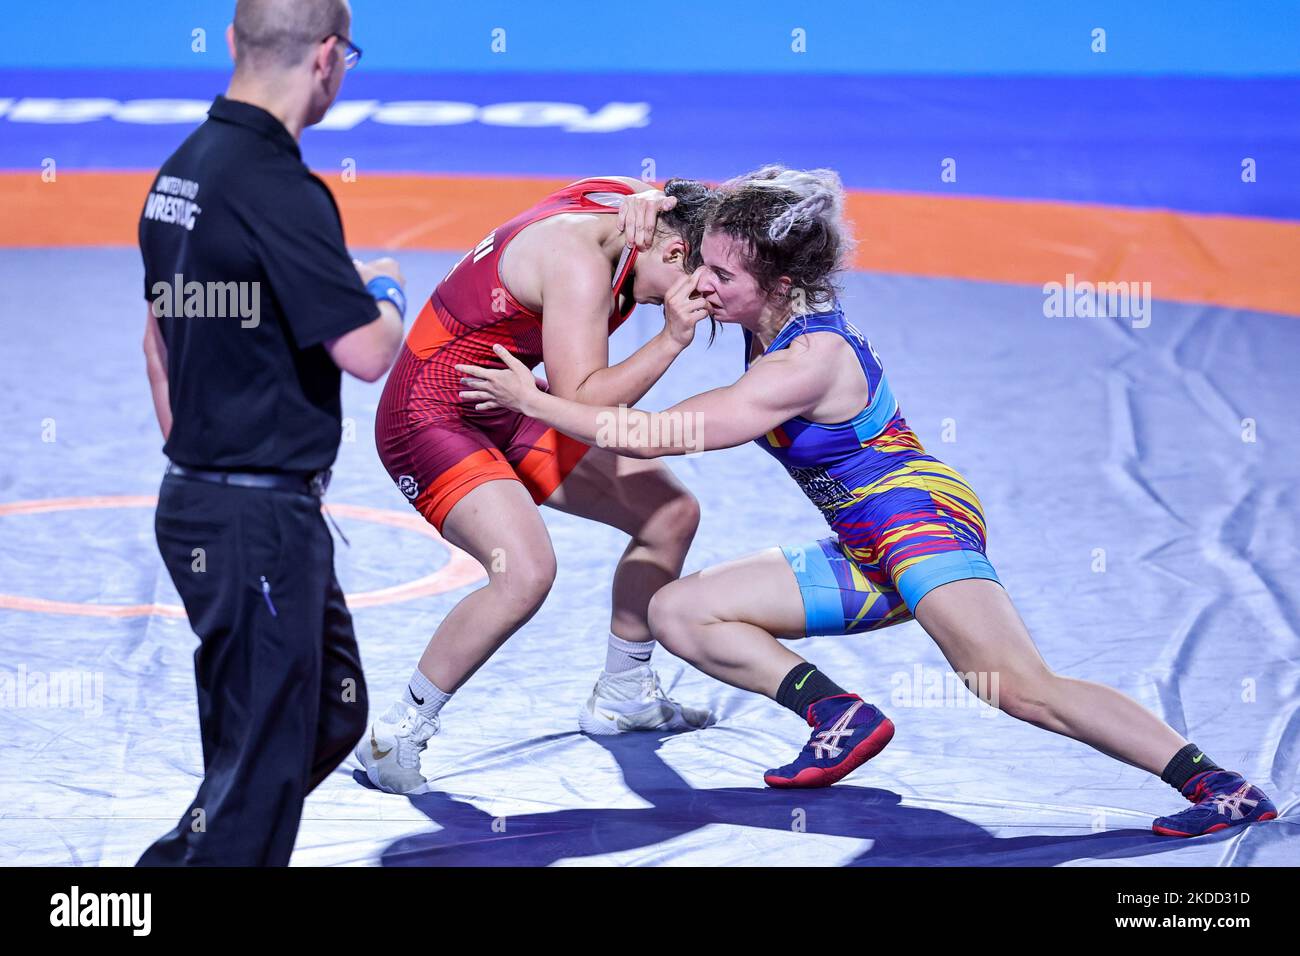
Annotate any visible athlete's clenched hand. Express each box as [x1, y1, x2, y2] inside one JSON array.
[[662, 267, 712, 348]]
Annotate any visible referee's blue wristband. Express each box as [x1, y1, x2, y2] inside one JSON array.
[[366, 276, 407, 320]]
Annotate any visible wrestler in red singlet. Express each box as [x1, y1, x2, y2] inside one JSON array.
[[375, 178, 641, 529], [357, 176, 720, 797]]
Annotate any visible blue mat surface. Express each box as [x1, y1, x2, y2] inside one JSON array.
[[0, 249, 1295, 865]]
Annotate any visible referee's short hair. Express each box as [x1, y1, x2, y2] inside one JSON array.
[[232, 0, 351, 72]]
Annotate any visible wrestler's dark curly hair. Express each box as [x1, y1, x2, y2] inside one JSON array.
[[655, 177, 716, 269]]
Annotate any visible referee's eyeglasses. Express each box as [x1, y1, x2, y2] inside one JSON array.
[[326, 33, 363, 70]]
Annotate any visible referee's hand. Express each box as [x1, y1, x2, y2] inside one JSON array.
[[328, 257, 407, 382], [353, 256, 406, 289]]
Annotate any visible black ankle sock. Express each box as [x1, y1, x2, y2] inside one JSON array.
[[1160, 743, 1222, 791], [775, 664, 849, 720]]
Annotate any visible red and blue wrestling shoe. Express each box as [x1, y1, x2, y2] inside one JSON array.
[[764, 694, 895, 788], [1152, 770, 1277, 837]]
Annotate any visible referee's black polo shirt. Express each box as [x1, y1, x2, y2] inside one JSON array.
[[139, 95, 379, 474]]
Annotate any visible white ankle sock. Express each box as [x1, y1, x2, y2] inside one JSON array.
[[606, 634, 655, 674], [403, 669, 451, 720]]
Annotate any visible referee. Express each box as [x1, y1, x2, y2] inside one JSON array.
[[137, 0, 406, 866]]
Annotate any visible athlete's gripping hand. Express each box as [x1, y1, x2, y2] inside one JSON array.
[[662, 267, 712, 348], [458, 345, 540, 415], [618, 189, 677, 251]]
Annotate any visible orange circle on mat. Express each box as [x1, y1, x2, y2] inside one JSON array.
[[0, 495, 486, 619]]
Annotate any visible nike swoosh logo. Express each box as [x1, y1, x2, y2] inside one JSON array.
[[408, 684, 425, 706], [1193, 753, 1204, 763], [370, 728, 392, 760], [630, 654, 651, 662], [794, 669, 816, 691]]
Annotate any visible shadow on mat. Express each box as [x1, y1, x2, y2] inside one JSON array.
[[365, 733, 1185, 866]]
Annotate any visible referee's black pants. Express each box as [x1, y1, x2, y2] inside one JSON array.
[[137, 473, 368, 866]]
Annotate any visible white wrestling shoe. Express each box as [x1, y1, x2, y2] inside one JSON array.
[[354, 701, 439, 794], [578, 664, 715, 735]]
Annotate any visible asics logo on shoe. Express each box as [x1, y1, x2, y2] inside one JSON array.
[[811, 700, 862, 759], [1213, 784, 1258, 821], [794, 669, 816, 691], [408, 684, 425, 705], [370, 728, 392, 760]]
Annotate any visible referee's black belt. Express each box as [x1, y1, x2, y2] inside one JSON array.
[[166, 462, 331, 497]]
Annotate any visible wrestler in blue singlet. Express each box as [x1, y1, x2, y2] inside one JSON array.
[[746, 304, 1001, 634]]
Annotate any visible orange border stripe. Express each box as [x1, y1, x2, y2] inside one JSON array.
[[2, 171, 1297, 316], [848, 191, 1300, 318]]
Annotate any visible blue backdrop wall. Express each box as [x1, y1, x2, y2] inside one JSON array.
[[7, 0, 1300, 74]]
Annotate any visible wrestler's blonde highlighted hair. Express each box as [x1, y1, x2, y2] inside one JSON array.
[[706, 165, 853, 308]]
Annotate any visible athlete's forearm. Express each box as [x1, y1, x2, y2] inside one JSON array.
[[521, 372, 785, 458], [567, 329, 685, 408], [523, 391, 679, 459]]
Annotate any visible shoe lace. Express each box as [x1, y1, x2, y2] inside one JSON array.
[[642, 669, 679, 705], [394, 711, 437, 770]]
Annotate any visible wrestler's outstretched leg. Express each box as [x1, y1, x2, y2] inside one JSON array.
[[912, 578, 1277, 837], [648, 549, 1277, 836]]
